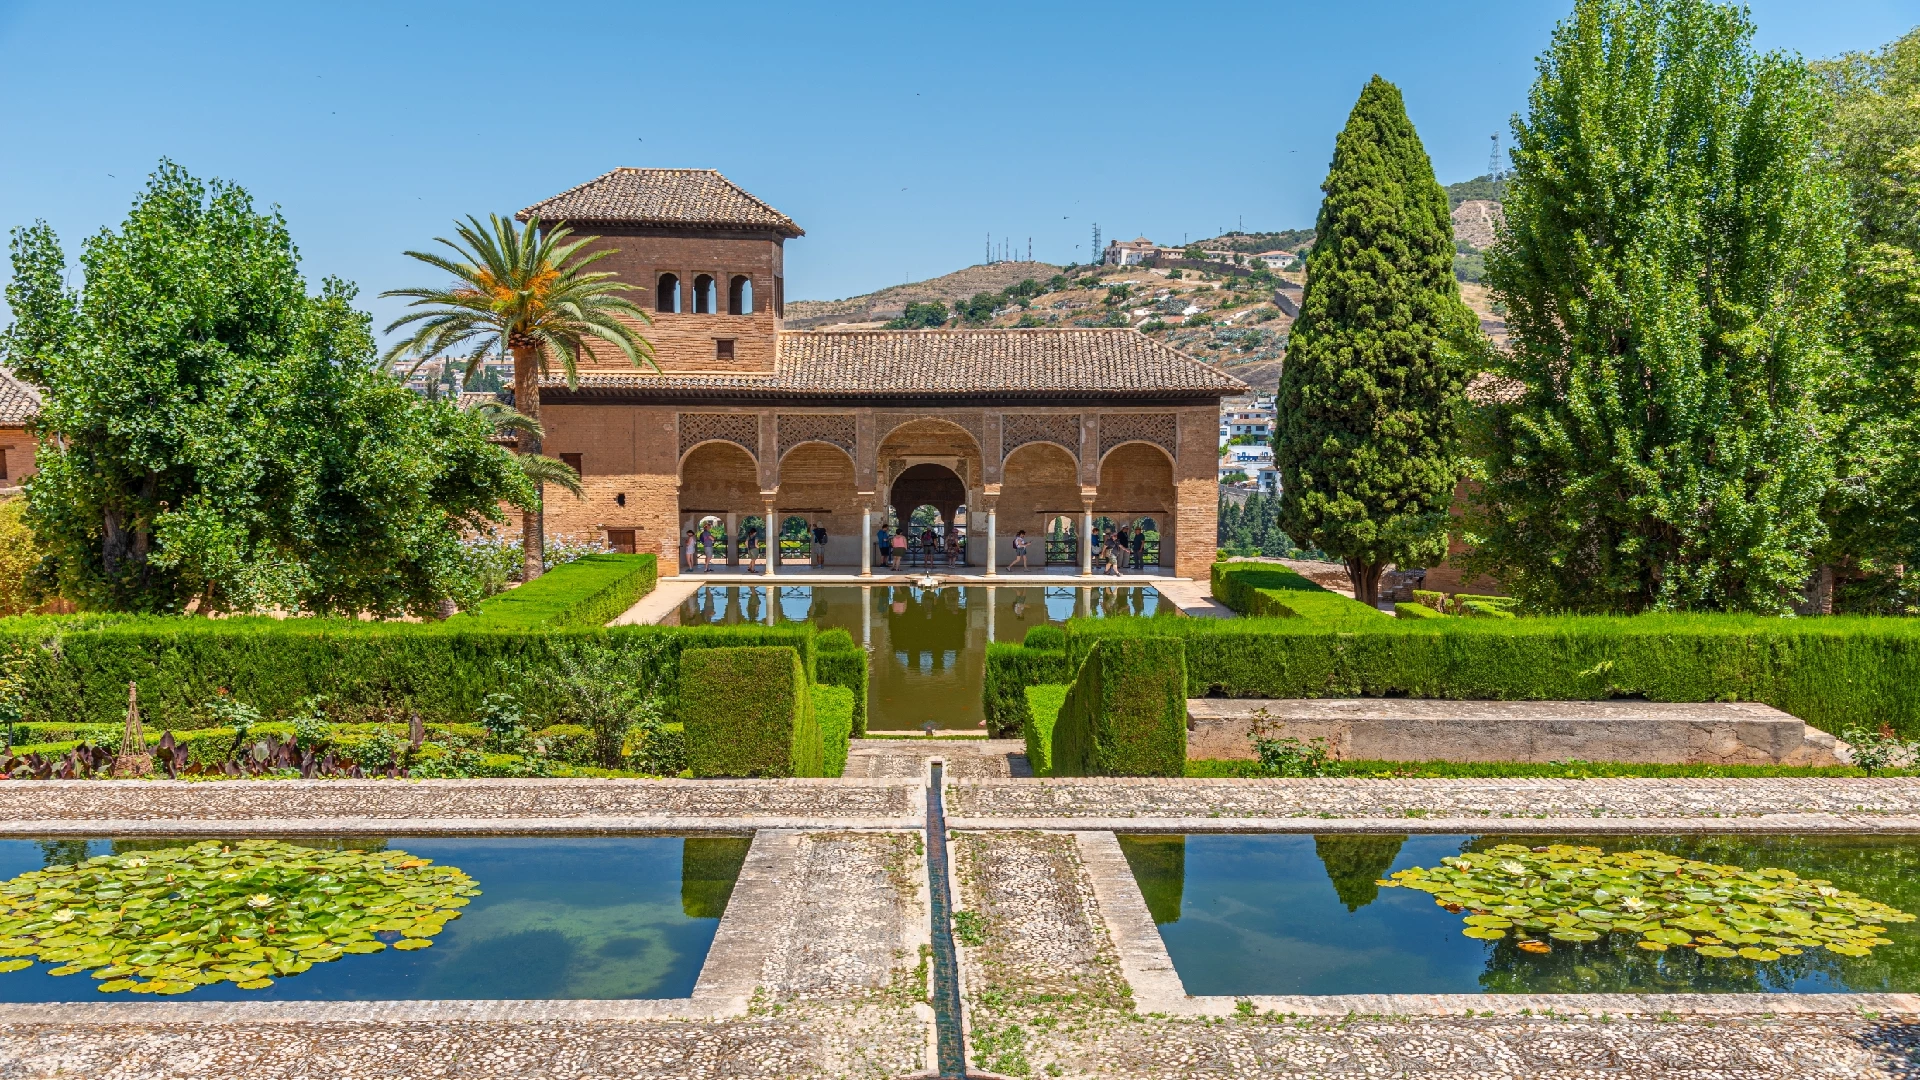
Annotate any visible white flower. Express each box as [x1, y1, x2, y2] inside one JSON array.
[[245, 894, 274, 909], [50, 909, 75, 924]]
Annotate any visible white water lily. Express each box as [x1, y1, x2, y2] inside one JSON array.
[[1619, 896, 1647, 912], [50, 909, 75, 923], [1498, 860, 1527, 876], [245, 894, 274, 909]]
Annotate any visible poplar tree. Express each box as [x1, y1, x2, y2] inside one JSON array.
[[1468, 0, 1848, 613], [1276, 76, 1476, 606]]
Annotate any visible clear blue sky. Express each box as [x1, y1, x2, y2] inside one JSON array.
[[1, 1, 1913, 341]]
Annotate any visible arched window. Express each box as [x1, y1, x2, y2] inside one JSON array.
[[693, 274, 715, 314], [728, 275, 753, 315], [656, 274, 680, 313]]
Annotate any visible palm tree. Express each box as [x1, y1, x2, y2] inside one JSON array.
[[383, 214, 654, 580], [469, 402, 586, 500]]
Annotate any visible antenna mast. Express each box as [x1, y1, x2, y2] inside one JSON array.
[[1091, 223, 1101, 266], [1488, 134, 1502, 181]]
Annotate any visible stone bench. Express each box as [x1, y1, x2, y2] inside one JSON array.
[[1185, 698, 1848, 766]]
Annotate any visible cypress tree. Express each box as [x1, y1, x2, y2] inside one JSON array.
[[1276, 76, 1476, 605]]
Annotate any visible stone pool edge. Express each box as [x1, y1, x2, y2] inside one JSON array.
[[1072, 830, 1920, 1021]]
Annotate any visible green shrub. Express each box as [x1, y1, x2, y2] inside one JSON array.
[[680, 646, 822, 778], [814, 683, 855, 778], [1412, 589, 1448, 612], [1064, 612, 1920, 739], [1050, 638, 1187, 777], [1395, 602, 1451, 620], [532, 724, 595, 765], [1460, 599, 1517, 619], [463, 553, 658, 628], [1022, 684, 1068, 776], [813, 628, 868, 737], [1210, 563, 1384, 625], [984, 641, 1070, 738], [1023, 625, 1067, 650]]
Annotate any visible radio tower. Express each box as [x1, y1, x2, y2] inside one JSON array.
[[1488, 134, 1502, 181], [1091, 223, 1101, 266]]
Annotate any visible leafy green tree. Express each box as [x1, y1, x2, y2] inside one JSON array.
[[382, 215, 653, 582], [1276, 76, 1477, 605], [884, 300, 949, 329], [1812, 28, 1920, 613], [2, 162, 531, 615], [1467, 0, 1849, 613]]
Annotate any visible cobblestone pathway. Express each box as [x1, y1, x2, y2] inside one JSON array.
[[844, 738, 1031, 779], [951, 830, 1920, 1079]]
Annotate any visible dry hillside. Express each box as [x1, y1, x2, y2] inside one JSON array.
[[1452, 199, 1503, 250], [785, 262, 1062, 328]]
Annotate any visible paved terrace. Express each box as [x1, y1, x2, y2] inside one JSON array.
[[1, 774, 1917, 1077]]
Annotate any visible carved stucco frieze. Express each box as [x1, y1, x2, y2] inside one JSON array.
[[1097, 412, 1179, 461], [677, 413, 759, 460], [776, 412, 857, 460], [1001, 413, 1082, 462]]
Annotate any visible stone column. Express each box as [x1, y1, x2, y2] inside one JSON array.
[[985, 505, 998, 577], [762, 496, 778, 578], [726, 512, 739, 568], [860, 505, 873, 578], [1080, 500, 1096, 577]]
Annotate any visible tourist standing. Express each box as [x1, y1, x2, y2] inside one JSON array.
[[682, 529, 697, 573], [812, 523, 829, 568], [875, 524, 890, 569], [700, 523, 716, 571], [890, 530, 907, 570], [1130, 526, 1145, 570], [745, 525, 762, 572], [1010, 529, 1030, 570], [1115, 525, 1131, 570]]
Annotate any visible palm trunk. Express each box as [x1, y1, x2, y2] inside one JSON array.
[[1345, 557, 1385, 608], [512, 342, 545, 582]]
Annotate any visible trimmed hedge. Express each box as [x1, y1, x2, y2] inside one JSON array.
[[0, 618, 822, 732], [680, 646, 822, 778], [984, 640, 1070, 738], [1065, 612, 1920, 739], [812, 628, 868, 738], [1395, 602, 1451, 620], [1022, 683, 1068, 776], [464, 553, 658, 628], [1050, 638, 1187, 777], [1210, 563, 1385, 626], [814, 683, 855, 778]]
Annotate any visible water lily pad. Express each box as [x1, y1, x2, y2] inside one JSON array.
[[0, 841, 477, 995], [1382, 843, 1913, 961], [391, 938, 432, 951]]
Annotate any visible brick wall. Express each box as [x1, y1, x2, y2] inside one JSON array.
[[561, 227, 783, 375]]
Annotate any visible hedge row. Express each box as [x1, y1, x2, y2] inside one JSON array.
[[1066, 611, 1920, 738], [463, 553, 659, 628], [0, 617, 828, 732], [680, 646, 823, 778], [1022, 683, 1068, 775], [1049, 638, 1187, 778], [1209, 562, 1386, 625], [813, 628, 869, 737], [814, 683, 855, 779]]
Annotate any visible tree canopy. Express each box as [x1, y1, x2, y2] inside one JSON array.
[[2, 162, 532, 616], [1467, 0, 1849, 614], [1275, 75, 1477, 605], [1813, 27, 1920, 613]]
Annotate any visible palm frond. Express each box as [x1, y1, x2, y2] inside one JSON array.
[[518, 453, 585, 499]]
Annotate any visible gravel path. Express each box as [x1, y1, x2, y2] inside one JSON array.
[[845, 738, 1030, 779]]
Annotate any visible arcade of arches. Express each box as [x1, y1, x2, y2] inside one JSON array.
[[533, 405, 1220, 577]]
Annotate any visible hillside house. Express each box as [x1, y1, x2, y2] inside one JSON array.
[[517, 169, 1246, 577], [1101, 237, 1157, 266]]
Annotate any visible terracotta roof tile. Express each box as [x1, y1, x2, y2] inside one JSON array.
[[543, 329, 1246, 398], [0, 370, 41, 425], [516, 168, 803, 237]]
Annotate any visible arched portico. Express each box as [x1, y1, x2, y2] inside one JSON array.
[[1094, 441, 1177, 568]]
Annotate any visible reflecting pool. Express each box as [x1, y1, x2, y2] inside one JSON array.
[[669, 584, 1168, 731], [1120, 833, 1920, 996], [0, 835, 747, 1001]]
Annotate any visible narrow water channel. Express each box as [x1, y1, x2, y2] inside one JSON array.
[[669, 585, 1168, 731]]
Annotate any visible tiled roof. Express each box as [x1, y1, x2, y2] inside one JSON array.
[[516, 168, 803, 237], [0, 369, 41, 425], [543, 329, 1247, 398]]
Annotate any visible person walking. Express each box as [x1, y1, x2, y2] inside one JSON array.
[[699, 523, 716, 571], [1101, 530, 1122, 576], [1114, 525, 1131, 571], [1010, 529, 1030, 570], [890, 530, 908, 571], [876, 524, 890, 570], [812, 522, 829, 568], [682, 529, 697, 574], [745, 525, 762, 572]]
